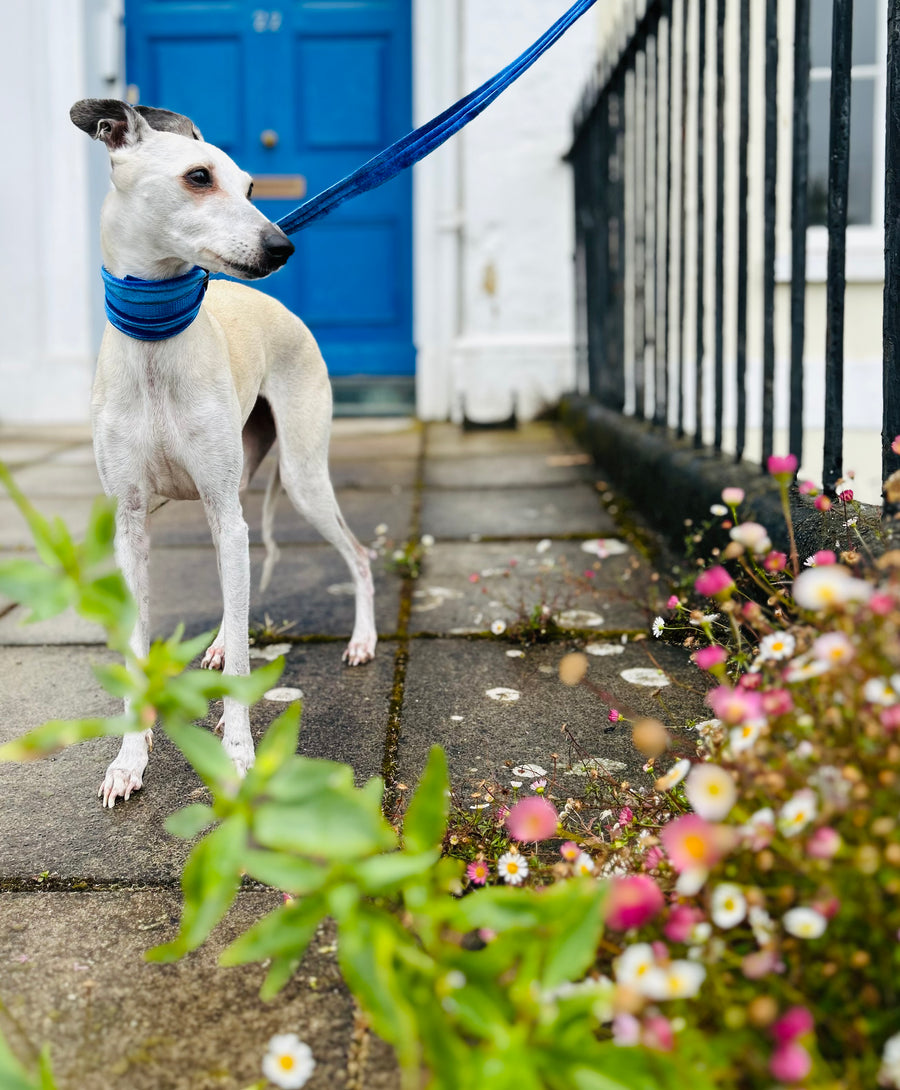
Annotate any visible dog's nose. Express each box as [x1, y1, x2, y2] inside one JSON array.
[[261, 228, 295, 264]]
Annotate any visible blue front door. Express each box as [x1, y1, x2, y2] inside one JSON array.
[[124, 0, 414, 379]]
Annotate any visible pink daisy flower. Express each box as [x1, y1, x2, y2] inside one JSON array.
[[505, 796, 558, 842], [466, 860, 489, 886]]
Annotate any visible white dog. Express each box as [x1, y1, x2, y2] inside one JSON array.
[[70, 99, 377, 807]]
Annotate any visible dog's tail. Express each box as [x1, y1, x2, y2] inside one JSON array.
[[260, 460, 282, 592]]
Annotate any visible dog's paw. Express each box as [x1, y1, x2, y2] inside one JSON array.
[[221, 734, 255, 778], [98, 766, 144, 808], [201, 642, 226, 671], [343, 635, 377, 666]]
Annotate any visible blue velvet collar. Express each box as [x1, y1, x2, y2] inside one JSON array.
[[101, 265, 209, 341]]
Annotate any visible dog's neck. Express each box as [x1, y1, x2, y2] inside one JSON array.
[[100, 196, 195, 282]]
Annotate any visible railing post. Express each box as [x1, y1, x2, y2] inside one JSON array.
[[790, 0, 811, 471], [884, 0, 900, 510], [762, 0, 778, 468], [823, 0, 853, 494], [694, 0, 707, 448], [713, 0, 726, 452], [736, 0, 750, 462], [677, 0, 690, 437]]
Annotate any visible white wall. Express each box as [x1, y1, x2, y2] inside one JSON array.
[[414, 0, 601, 421], [0, 1, 101, 424]]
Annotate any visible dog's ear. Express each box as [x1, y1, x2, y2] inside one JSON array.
[[69, 99, 150, 149], [134, 105, 203, 142]]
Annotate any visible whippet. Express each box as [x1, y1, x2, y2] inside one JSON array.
[[70, 99, 377, 807]]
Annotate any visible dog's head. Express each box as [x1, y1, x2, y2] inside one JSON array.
[[70, 99, 294, 279]]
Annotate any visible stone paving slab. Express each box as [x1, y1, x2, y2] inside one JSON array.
[[0, 892, 385, 1090], [423, 451, 595, 489], [148, 543, 404, 643], [149, 488, 415, 548], [328, 421, 421, 462], [425, 421, 580, 458], [0, 643, 395, 883], [4, 460, 102, 497], [0, 542, 405, 647], [243, 450, 418, 493], [0, 496, 97, 549], [419, 482, 616, 541], [409, 539, 655, 635], [397, 638, 706, 793]]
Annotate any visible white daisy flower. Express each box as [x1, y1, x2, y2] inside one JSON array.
[[729, 719, 763, 753], [879, 1032, 900, 1087], [684, 764, 737, 821], [864, 677, 899, 706], [654, 758, 692, 792], [490, 619, 507, 635], [420, 533, 435, 547], [742, 807, 776, 848], [758, 631, 796, 662], [748, 905, 776, 946], [709, 504, 728, 516], [497, 851, 529, 885], [782, 906, 827, 939], [792, 565, 872, 610], [536, 538, 552, 554], [640, 960, 706, 1000], [729, 522, 772, 554], [573, 852, 596, 876], [652, 616, 665, 638], [811, 631, 855, 667], [778, 789, 818, 837], [614, 942, 656, 988], [710, 883, 747, 929], [262, 1034, 316, 1089]]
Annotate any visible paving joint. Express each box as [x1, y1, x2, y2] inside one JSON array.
[[379, 423, 426, 822]]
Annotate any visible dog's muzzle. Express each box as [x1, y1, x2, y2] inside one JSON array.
[[260, 227, 295, 272]]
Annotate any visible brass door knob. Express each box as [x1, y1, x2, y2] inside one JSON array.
[[260, 129, 279, 148]]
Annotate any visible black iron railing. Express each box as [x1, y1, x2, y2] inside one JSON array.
[[569, 0, 900, 501]]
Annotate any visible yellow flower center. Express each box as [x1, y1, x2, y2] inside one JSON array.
[[279, 1056, 296, 1071], [684, 834, 706, 860], [507, 862, 519, 874]]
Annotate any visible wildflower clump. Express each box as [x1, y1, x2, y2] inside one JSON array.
[[587, 465, 900, 1086]]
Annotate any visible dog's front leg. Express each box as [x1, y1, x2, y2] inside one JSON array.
[[101, 494, 153, 807], [203, 491, 254, 775]]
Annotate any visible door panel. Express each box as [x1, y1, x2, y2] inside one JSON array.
[[124, 0, 414, 378]]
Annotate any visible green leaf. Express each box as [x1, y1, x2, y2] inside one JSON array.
[[241, 849, 326, 895], [37, 1047, 58, 1090], [451, 886, 542, 932], [260, 953, 304, 1002], [92, 662, 139, 700], [336, 905, 423, 1072], [241, 703, 300, 797], [0, 464, 62, 570], [0, 1031, 39, 1090], [0, 557, 76, 624], [78, 572, 135, 633], [253, 793, 395, 860], [540, 880, 607, 991], [266, 757, 356, 802], [80, 496, 117, 566], [402, 745, 449, 854], [355, 849, 441, 895], [165, 802, 217, 839], [165, 722, 241, 793], [0, 716, 132, 762], [146, 815, 247, 962], [219, 893, 325, 969]]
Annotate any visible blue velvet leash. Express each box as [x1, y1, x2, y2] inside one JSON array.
[[275, 0, 598, 236], [101, 265, 209, 341]]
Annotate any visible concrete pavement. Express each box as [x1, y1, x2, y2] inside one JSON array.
[[0, 418, 709, 1089]]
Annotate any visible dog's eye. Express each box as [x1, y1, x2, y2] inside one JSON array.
[[185, 168, 213, 188], [246, 182, 254, 201]]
